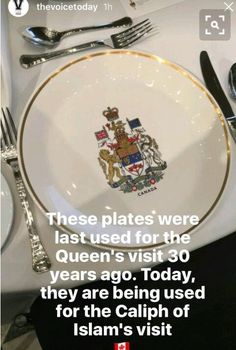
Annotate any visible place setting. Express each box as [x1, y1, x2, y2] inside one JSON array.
[[1, 0, 236, 270], [1, 2, 236, 350]]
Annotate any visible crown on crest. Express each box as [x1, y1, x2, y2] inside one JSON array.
[[103, 107, 119, 121]]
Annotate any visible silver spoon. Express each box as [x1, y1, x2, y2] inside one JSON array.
[[22, 17, 133, 48], [229, 63, 236, 100]]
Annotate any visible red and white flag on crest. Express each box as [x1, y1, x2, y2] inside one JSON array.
[[114, 342, 130, 350]]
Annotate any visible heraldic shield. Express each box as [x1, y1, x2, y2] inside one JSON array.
[[95, 107, 167, 194]]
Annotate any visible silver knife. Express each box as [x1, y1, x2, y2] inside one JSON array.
[[200, 51, 236, 143]]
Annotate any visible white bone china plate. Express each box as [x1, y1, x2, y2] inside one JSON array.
[[18, 51, 230, 250]]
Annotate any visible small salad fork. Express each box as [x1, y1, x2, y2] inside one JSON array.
[[1, 108, 51, 273], [20, 18, 158, 69]]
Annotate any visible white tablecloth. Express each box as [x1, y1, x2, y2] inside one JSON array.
[[2, 0, 236, 297]]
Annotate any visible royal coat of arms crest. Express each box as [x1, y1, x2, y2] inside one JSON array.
[[95, 107, 167, 194]]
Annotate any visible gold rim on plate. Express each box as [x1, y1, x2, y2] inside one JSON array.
[[18, 50, 231, 251]]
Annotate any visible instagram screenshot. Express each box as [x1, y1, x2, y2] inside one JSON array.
[[1, 1, 236, 349]]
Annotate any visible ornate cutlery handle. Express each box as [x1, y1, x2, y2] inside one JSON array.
[[60, 17, 132, 38], [20, 40, 104, 68], [11, 160, 51, 273]]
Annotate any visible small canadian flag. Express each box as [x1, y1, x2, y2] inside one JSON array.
[[114, 342, 130, 350]]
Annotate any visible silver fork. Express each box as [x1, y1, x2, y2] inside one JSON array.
[[20, 19, 157, 69], [1, 108, 51, 273]]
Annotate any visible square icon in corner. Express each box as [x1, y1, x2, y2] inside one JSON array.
[[200, 9, 231, 40]]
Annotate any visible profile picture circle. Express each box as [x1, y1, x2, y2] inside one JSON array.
[[8, 0, 29, 17]]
